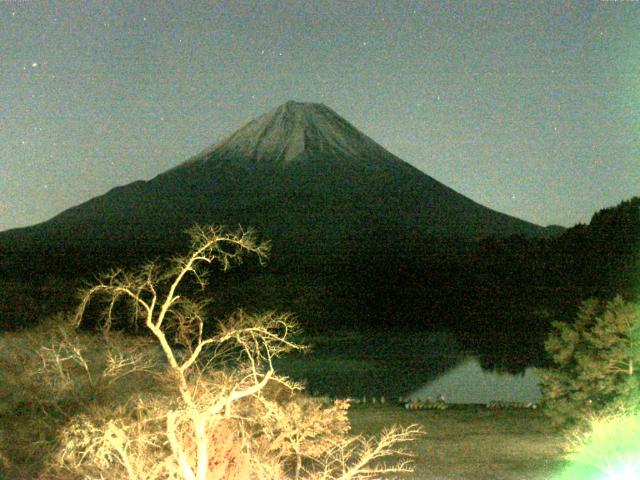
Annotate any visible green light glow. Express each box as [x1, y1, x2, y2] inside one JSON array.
[[604, 463, 640, 480], [551, 409, 640, 480]]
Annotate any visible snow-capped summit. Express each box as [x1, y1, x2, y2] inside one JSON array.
[[184, 101, 400, 170]]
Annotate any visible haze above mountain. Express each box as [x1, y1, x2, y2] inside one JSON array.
[[1, 101, 550, 268]]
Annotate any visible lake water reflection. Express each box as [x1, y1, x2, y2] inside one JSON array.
[[406, 356, 542, 404]]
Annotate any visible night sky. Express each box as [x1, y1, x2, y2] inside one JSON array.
[[2, 0, 638, 233]]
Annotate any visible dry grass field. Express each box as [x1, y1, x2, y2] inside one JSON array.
[[1, 402, 569, 480], [348, 404, 568, 480]]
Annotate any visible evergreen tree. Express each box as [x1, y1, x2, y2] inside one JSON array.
[[537, 295, 640, 427]]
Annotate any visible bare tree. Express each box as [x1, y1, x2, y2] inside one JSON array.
[[30, 225, 422, 480]]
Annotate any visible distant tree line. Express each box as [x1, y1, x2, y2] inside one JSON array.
[[454, 196, 640, 370], [1, 197, 638, 374], [192, 197, 639, 372]]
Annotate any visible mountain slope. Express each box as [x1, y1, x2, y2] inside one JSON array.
[[1, 101, 544, 271]]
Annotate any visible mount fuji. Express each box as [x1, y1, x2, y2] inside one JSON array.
[[1, 101, 546, 272]]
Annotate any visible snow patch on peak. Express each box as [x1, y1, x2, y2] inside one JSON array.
[[209, 101, 394, 167]]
